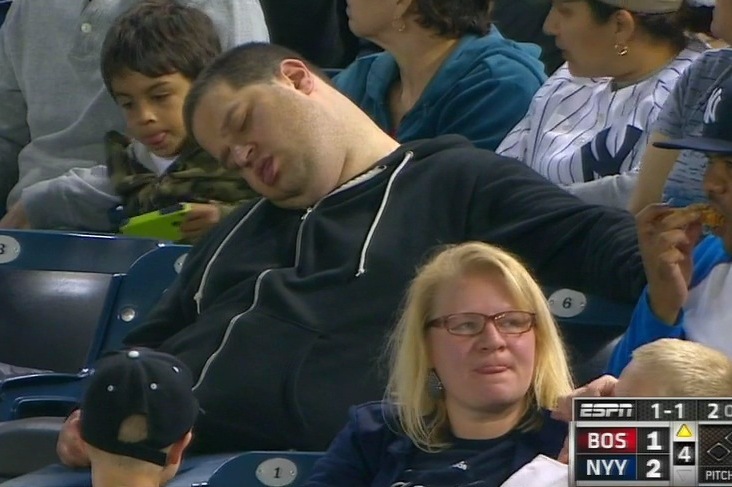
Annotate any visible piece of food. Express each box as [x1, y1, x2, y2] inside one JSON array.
[[681, 203, 725, 230]]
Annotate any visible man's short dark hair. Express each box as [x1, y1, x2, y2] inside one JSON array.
[[183, 43, 329, 137], [101, 0, 222, 96], [409, 0, 492, 38]]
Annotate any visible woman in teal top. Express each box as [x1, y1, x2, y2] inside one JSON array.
[[335, 0, 546, 150]]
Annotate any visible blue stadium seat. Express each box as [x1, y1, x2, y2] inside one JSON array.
[[545, 287, 634, 328], [0, 243, 190, 479], [0, 230, 162, 374], [176, 451, 322, 487], [0, 229, 160, 273], [0, 451, 322, 487], [0, 242, 190, 421], [84, 243, 190, 361], [544, 287, 633, 384]]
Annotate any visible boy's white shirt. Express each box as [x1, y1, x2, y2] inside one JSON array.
[[684, 261, 732, 357], [499, 455, 568, 487], [137, 141, 175, 175]]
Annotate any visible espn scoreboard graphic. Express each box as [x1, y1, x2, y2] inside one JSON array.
[[571, 398, 732, 486]]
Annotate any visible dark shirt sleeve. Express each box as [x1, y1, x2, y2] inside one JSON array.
[[122, 245, 204, 349], [466, 153, 645, 303], [302, 407, 379, 487]]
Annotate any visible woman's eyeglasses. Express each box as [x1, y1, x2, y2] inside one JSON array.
[[426, 311, 535, 336]]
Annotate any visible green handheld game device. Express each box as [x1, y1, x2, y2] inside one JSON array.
[[120, 203, 192, 241]]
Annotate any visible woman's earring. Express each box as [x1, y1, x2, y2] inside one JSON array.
[[391, 16, 406, 33], [614, 43, 629, 56], [427, 369, 444, 399]]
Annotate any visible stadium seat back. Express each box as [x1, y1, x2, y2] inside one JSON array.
[[0, 243, 190, 422], [0, 269, 119, 372], [0, 229, 160, 273], [87, 243, 190, 358], [0, 450, 323, 487], [545, 288, 633, 383], [0, 230, 161, 373]]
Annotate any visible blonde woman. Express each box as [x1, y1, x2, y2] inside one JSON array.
[[303, 242, 573, 487]]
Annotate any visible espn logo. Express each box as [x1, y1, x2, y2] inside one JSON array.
[[579, 403, 634, 419]]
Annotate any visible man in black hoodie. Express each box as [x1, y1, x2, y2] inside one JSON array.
[[57, 43, 643, 464]]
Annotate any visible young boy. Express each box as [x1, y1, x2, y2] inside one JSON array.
[[6, 0, 257, 241], [0, 0, 267, 230], [607, 74, 732, 375], [524, 339, 732, 487], [80, 348, 198, 487]]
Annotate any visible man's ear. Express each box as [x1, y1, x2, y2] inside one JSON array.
[[278, 59, 316, 95], [165, 431, 193, 467]]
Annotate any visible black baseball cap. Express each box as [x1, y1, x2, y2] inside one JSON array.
[[80, 349, 199, 466], [655, 77, 732, 155]]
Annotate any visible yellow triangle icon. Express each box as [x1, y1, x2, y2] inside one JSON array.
[[677, 424, 693, 438]]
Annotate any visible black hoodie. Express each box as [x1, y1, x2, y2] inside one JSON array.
[[125, 135, 644, 452]]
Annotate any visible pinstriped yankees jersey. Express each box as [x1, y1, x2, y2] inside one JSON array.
[[497, 40, 705, 190]]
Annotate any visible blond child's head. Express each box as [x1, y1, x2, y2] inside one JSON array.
[[615, 339, 732, 397]]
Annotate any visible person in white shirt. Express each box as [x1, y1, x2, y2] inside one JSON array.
[[497, 0, 710, 208], [529, 338, 732, 487], [0, 0, 268, 227]]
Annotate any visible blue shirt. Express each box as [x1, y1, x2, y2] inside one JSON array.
[[333, 29, 546, 150], [302, 401, 567, 487], [398, 434, 518, 487], [607, 236, 732, 376]]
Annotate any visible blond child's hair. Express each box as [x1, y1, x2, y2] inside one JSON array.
[[631, 339, 732, 396]]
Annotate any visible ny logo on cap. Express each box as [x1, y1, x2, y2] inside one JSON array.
[[704, 87, 723, 125]]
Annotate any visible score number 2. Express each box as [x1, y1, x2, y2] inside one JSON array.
[[708, 402, 732, 419], [646, 459, 663, 478]]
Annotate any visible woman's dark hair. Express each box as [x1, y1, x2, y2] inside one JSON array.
[[585, 0, 713, 52], [408, 0, 493, 38], [101, 0, 222, 95]]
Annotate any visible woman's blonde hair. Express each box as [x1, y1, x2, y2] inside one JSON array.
[[385, 242, 573, 451]]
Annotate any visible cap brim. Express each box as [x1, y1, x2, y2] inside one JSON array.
[[654, 137, 732, 155]]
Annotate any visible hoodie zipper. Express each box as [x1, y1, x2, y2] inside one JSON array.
[[193, 203, 321, 389], [194, 151, 413, 308], [192, 268, 272, 390], [193, 199, 267, 314], [294, 205, 317, 267], [355, 151, 413, 277], [191, 151, 413, 389]]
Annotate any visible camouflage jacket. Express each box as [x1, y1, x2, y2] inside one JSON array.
[[105, 131, 257, 218]]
